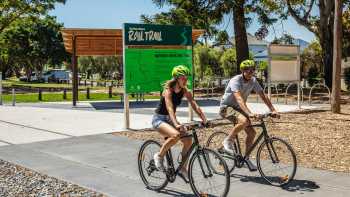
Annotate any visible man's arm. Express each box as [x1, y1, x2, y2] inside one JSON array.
[[233, 91, 253, 116], [258, 91, 277, 113]]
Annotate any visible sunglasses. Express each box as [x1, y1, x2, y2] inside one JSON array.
[[244, 67, 256, 72]]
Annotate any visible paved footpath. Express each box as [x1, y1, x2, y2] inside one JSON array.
[[0, 134, 349, 197]]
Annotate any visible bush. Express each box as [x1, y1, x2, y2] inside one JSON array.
[[307, 67, 320, 87], [344, 67, 350, 90]]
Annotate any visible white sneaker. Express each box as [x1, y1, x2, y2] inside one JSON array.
[[153, 152, 165, 171], [222, 138, 235, 153]]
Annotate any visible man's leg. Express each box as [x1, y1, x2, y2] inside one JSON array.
[[244, 126, 258, 171], [224, 114, 249, 152]]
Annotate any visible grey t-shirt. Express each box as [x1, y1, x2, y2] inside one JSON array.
[[220, 74, 263, 108]]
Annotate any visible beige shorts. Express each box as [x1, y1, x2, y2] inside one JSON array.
[[219, 106, 238, 123]]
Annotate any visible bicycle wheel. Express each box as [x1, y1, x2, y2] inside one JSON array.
[[257, 137, 297, 186], [189, 148, 230, 197], [206, 131, 236, 173], [138, 140, 168, 191]]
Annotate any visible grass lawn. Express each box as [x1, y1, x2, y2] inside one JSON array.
[[1, 92, 159, 103], [2, 79, 108, 90]]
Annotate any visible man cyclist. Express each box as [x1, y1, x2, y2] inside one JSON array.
[[152, 65, 207, 180], [219, 59, 279, 171]]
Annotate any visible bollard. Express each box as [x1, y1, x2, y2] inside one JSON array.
[[109, 86, 112, 98], [86, 88, 90, 99], [38, 89, 42, 101], [63, 89, 67, 100], [0, 72, 2, 105], [12, 88, 15, 106]]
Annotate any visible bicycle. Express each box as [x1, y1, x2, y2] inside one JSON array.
[[206, 112, 297, 186], [138, 122, 231, 197]]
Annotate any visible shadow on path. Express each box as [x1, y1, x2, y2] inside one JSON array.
[[232, 173, 320, 193], [89, 99, 220, 110]]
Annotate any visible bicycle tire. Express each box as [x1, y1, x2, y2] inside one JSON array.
[[138, 140, 168, 191], [206, 131, 236, 173], [188, 148, 230, 197], [257, 137, 297, 186]]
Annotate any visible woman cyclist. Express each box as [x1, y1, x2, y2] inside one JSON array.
[[152, 65, 207, 180]]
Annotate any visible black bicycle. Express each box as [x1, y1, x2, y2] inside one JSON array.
[[206, 112, 297, 186], [138, 122, 230, 197]]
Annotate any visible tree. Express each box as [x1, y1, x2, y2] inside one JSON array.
[[271, 33, 295, 44], [220, 48, 237, 77], [331, 0, 343, 113], [265, 0, 350, 88], [146, 0, 278, 75], [300, 40, 323, 79], [0, 16, 68, 79], [0, 0, 66, 33]]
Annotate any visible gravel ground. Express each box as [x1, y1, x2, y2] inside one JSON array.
[[113, 103, 350, 173], [0, 160, 107, 197]]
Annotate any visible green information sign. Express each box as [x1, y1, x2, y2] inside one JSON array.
[[123, 23, 193, 93], [125, 49, 192, 93], [124, 23, 192, 46]]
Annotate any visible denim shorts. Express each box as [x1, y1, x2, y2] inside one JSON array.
[[152, 114, 174, 129]]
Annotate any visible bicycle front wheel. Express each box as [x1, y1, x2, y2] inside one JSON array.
[[138, 140, 168, 191], [189, 148, 230, 197], [257, 137, 297, 186], [206, 131, 236, 173]]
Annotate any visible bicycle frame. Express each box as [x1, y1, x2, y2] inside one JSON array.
[[165, 128, 209, 182], [234, 119, 272, 161]]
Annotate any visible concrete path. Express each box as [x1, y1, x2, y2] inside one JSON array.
[[0, 100, 320, 145], [0, 134, 348, 197]]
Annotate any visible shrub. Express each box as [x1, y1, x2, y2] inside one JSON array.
[[307, 67, 320, 87], [344, 67, 350, 90]]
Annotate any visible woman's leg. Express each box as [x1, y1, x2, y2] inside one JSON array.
[[180, 136, 192, 170], [158, 123, 181, 157]]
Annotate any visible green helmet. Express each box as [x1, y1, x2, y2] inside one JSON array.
[[240, 59, 255, 70], [172, 65, 191, 78]]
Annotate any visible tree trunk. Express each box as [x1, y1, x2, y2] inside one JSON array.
[[331, 0, 342, 113], [319, 0, 335, 88], [233, 0, 249, 74]]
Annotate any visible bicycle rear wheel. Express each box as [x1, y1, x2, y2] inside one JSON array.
[[206, 131, 236, 173], [138, 140, 168, 191], [257, 137, 297, 186], [189, 148, 230, 197]]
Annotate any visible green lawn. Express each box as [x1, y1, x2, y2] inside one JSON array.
[[2, 79, 109, 90], [1, 92, 159, 103]]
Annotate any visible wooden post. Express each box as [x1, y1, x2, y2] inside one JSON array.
[[38, 89, 42, 101], [0, 72, 2, 105], [12, 88, 15, 106], [87, 87, 90, 99], [331, 0, 342, 113], [63, 89, 67, 100], [72, 34, 78, 106], [109, 86, 112, 98]]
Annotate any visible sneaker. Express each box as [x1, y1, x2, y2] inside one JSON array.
[[153, 152, 165, 171], [222, 138, 235, 153], [178, 169, 189, 183], [245, 158, 257, 171]]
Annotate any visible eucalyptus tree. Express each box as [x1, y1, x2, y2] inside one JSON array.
[[262, 0, 350, 88], [0, 0, 66, 33]]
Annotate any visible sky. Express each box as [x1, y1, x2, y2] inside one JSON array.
[[49, 0, 316, 43]]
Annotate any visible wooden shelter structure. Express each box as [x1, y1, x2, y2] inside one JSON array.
[[61, 28, 204, 106]]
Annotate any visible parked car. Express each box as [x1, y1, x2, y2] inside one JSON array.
[[42, 69, 70, 83], [19, 73, 39, 82]]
